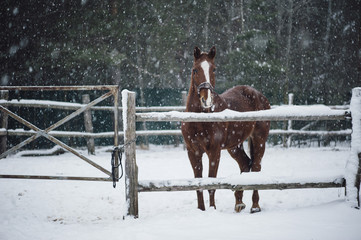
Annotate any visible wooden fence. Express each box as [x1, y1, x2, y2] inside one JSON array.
[[0, 86, 359, 218], [0, 94, 351, 153], [0, 85, 121, 182], [122, 88, 361, 218]]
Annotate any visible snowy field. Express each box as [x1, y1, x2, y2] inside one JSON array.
[[1, 144, 361, 240]]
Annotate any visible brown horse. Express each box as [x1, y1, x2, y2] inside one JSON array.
[[181, 46, 270, 213]]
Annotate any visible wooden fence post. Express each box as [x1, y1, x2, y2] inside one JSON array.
[[82, 94, 95, 155], [283, 93, 294, 147], [122, 90, 138, 218], [182, 91, 187, 149], [287, 93, 294, 147], [113, 87, 120, 181], [346, 87, 361, 208], [182, 91, 187, 106], [0, 90, 9, 154], [173, 91, 188, 147]]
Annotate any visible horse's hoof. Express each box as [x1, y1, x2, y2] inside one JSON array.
[[250, 207, 261, 214], [235, 203, 246, 213]]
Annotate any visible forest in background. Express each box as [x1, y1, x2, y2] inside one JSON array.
[[1, 0, 360, 106], [0, 0, 360, 148]]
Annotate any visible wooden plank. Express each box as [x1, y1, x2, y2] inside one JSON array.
[[82, 94, 95, 155], [269, 129, 352, 136], [135, 106, 185, 112], [138, 178, 346, 192], [0, 174, 112, 182], [135, 130, 181, 136], [0, 90, 9, 154], [136, 106, 350, 122], [123, 91, 139, 218], [0, 129, 117, 138], [0, 128, 352, 138], [0, 99, 186, 112], [346, 87, 361, 208], [0, 99, 116, 111], [0, 85, 118, 91], [112, 87, 120, 182], [0, 99, 348, 114]]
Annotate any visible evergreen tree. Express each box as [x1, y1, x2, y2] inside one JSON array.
[[1, 0, 360, 105]]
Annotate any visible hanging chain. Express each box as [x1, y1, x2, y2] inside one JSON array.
[[111, 138, 137, 188]]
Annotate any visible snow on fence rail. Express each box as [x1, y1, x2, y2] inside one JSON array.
[[0, 99, 352, 140], [0, 99, 187, 112], [122, 88, 361, 218], [136, 105, 350, 122], [138, 172, 346, 192]]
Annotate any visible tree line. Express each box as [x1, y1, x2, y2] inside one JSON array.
[[1, 0, 360, 106]]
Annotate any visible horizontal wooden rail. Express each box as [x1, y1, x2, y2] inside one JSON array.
[[136, 106, 350, 122], [0, 174, 112, 182], [0, 99, 349, 113], [0, 128, 352, 138], [138, 175, 346, 192], [269, 129, 352, 136], [0, 85, 118, 91], [0, 129, 117, 138], [0, 99, 186, 112]]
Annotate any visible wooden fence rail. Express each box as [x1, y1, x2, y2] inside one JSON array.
[[138, 175, 346, 192], [122, 88, 361, 218], [0, 128, 352, 138], [0, 99, 186, 112], [0, 97, 352, 154], [135, 105, 350, 122]]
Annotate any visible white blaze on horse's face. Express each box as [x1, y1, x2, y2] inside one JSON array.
[[200, 60, 213, 109]]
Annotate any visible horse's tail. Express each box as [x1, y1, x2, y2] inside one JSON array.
[[248, 137, 254, 170]]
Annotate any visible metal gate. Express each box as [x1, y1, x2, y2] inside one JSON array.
[[0, 85, 121, 182]]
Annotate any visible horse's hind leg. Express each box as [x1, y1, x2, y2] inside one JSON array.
[[249, 124, 269, 213], [228, 144, 251, 212], [251, 190, 261, 213]]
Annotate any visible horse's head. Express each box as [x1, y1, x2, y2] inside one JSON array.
[[192, 46, 216, 109]]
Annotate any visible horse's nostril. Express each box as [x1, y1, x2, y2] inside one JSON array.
[[201, 97, 207, 105]]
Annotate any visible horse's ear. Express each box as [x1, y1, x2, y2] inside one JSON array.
[[208, 46, 216, 59], [194, 46, 201, 60]]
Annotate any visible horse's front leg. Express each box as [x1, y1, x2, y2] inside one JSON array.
[[207, 149, 221, 209], [187, 148, 205, 211]]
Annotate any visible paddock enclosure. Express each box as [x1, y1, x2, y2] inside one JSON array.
[[122, 88, 361, 218], [0, 86, 360, 219]]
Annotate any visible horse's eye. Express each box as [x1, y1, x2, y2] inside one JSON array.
[[193, 69, 198, 74], [213, 68, 216, 73]]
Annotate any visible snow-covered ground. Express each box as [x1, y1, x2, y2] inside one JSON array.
[[1, 145, 360, 240]]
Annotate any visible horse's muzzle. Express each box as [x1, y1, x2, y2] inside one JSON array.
[[199, 90, 213, 109], [197, 82, 214, 109]]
